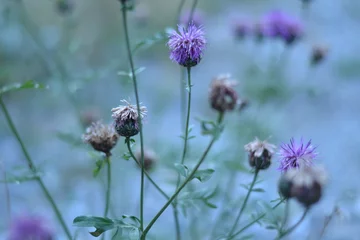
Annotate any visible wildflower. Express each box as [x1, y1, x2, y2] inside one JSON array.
[[80, 108, 101, 128], [111, 100, 147, 138], [279, 165, 327, 206], [180, 10, 204, 27], [8, 215, 53, 240], [232, 19, 251, 40], [83, 121, 119, 155], [262, 10, 303, 45], [209, 74, 241, 113], [254, 22, 267, 42], [244, 137, 276, 170], [278, 138, 317, 172], [135, 148, 157, 171], [55, 0, 74, 15], [311, 45, 329, 66], [168, 22, 206, 67]]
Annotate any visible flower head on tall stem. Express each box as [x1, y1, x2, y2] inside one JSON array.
[[83, 121, 119, 155], [168, 22, 206, 67], [111, 100, 147, 138], [8, 215, 53, 240], [278, 138, 317, 172], [245, 137, 277, 170]]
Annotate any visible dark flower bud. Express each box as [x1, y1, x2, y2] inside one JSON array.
[[311, 45, 328, 66], [56, 0, 74, 16], [111, 100, 147, 138], [244, 137, 276, 170], [82, 121, 119, 155], [279, 166, 327, 207], [209, 74, 239, 113], [232, 19, 251, 40], [135, 148, 157, 171]]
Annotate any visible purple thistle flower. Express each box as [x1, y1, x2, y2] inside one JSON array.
[[262, 10, 303, 45], [168, 23, 206, 67], [231, 18, 251, 40], [278, 138, 317, 172], [8, 216, 53, 240]]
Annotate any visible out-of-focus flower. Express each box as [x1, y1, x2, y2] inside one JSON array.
[[168, 23, 206, 67], [8, 215, 53, 240], [80, 108, 101, 128], [311, 45, 329, 66], [231, 18, 251, 40], [83, 121, 119, 155], [262, 10, 303, 45], [278, 138, 317, 172], [180, 10, 204, 27], [209, 74, 239, 113], [254, 22, 267, 42], [134, 3, 150, 27], [245, 137, 276, 170], [55, 0, 74, 16], [111, 100, 147, 138], [135, 148, 157, 171], [279, 165, 327, 206]]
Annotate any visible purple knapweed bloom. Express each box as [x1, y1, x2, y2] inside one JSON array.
[[262, 10, 303, 45], [278, 138, 317, 172], [8, 216, 53, 240], [168, 23, 206, 67], [231, 18, 251, 39], [180, 10, 204, 27]]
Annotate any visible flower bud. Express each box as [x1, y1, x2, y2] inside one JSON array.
[[82, 121, 119, 155], [135, 148, 157, 171], [244, 137, 276, 170], [111, 100, 147, 138], [278, 166, 327, 206], [209, 74, 239, 113], [311, 45, 328, 66], [56, 0, 74, 16]]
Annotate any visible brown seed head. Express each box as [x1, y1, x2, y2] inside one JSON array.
[[135, 148, 157, 171], [209, 74, 239, 113], [244, 137, 276, 170]]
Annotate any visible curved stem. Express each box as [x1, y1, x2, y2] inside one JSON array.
[[0, 97, 72, 239], [175, 0, 187, 26], [229, 199, 285, 240], [121, 4, 145, 233], [104, 154, 111, 217], [281, 200, 290, 231], [188, 0, 199, 24], [141, 113, 224, 238], [277, 208, 309, 239], [228, 169, 259, 238]]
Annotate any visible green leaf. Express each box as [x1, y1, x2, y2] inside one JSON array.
[[174, 163, 188, 178], [118, 67, 146, 79], [123, 152, 132, 161], [128, 227, 140, 240], [192, 169, 215, 182], [132, 29, 172, 54], [203, 200, 217, 209], [93, 160, 104, 177], [224, 160, 249, 173], [0, 171, 42, 183], [122, 215, 141, 228], [0, 80, 47, 95], [198, 119, 224, 140], [252, 188, 265, 192], [56, 132, 83, 147]]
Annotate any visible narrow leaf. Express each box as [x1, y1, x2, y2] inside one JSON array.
[[174, 163, 188, 178], [192, 169, 215, 182], [0, 80, 47, 95]]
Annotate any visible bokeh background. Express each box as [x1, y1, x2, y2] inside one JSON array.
[[1, 0, 360, 239]]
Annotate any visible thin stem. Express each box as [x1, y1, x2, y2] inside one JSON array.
[[121, 5, 145, 233], [141, 113, 224, 238], [228, 169, 260, 238], [180, 68, 186, 131], [175, 0, 187, 26], [173, 207, 181, 240], [319, 206, 339, 239], [0, 97, 72, 239], [228, 199, 285, 240], [281, 200, 290, 231], [104, 154, 111, 217], [188, 0, 199, 24], [1, 161, 11, 224], [277, 208, 309, 239]]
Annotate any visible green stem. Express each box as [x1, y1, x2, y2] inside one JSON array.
[[141, 113, 224, 238], [0, 97, 72, 239], [276, 208, 309, 239], [176, 0, 187, 25], [228, 199, 285, 240], [180, 68, 186, 131], [104, 154, 111, 217], [120, 4, 145, 233], [281, 200, 290, 231], [228, 169, 259, 238], [188, 0, 199, 24]]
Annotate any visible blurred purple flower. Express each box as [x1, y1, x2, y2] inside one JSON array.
[[278, 138, 317, 172], [168, 23, 206, 67], [262, 10, 303, 45], [231, 19, 251, 39], [8, 216, 53, 240], [180, 10, 204, 27]]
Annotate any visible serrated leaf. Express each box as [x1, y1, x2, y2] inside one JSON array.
[[0, 80, 47, 95], [192, 169, 215, 182], [73, 216, 127, 237], [174, 163, 188, 178]]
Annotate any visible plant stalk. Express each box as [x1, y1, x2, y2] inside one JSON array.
[[276, 208, 309, 239]]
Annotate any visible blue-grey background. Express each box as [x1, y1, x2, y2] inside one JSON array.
[[0, 0, 360, 239]]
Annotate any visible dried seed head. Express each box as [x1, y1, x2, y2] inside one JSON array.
[[311, 45, 329, 66], [111, 100, 147, 138], [245, 137, 277, 170], [83, 121, 119, 155], [80, 108, 101, 128], [209, 74, 239, 113], [279, 165, 327, 206], [135, 148, 157, 171]]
